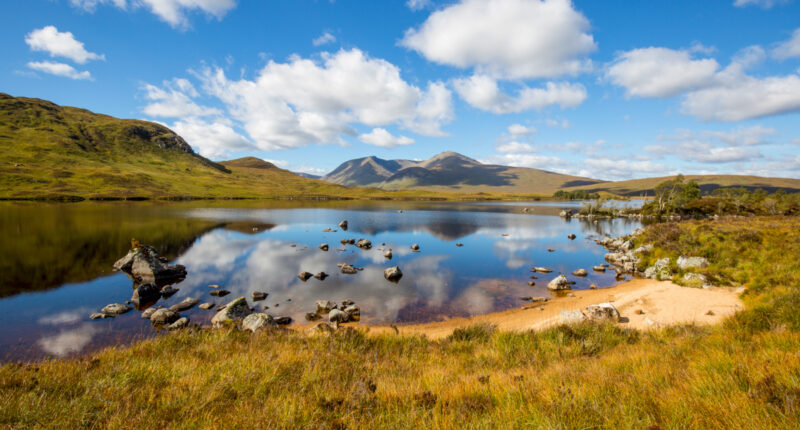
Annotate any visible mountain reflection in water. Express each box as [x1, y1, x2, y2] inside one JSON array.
[[0, 200, 643, 361]]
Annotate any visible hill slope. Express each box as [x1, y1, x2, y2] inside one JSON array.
[[562, 174, 800, 196], [323, 151, 604, 194], [0, 94, 369, 199]]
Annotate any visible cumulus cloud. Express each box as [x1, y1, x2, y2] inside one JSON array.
[[406, 0, 432, 11], [507, 123, 535, 136], [733, 0, 791, 8], [605, 47, 719, 97], [142, 79, 221, 118], [772, 28, 800, 60], [453, 74, 586, 114], [358, 128, 415, 148], [70, 0, 237, 28], [703, 125, 777, 146], [401, 0, 596, 80], [649, 127, 765, 163], [27, 61, 92, 80], [312, 32, 336, 47], [25, 26, 104, 64], [496, 141, 535, 153], [171, 118, 253, 158]]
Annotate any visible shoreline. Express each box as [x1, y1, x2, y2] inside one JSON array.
[[331, 279, 744, 339]]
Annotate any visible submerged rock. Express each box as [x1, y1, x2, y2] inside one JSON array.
[[547, 275, 571, 291], [113, 244, 186, 283], [592, 265, 606, 272], [211, 297, 252, 328], [132, 283, 161, 306], [384, 266, 403, 282], [169, 297, 200, 312], [101, 303, 132, 316], [533, 267, 552, 273], [90, 313, 108, 320], [150, 308, 179, 325], [160, 286, 179, 297]]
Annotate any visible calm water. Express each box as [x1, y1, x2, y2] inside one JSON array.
[[0, 200, 643, 362]]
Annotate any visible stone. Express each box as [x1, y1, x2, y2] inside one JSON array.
[[298, 271, 313, 281], [341, 238, 355, 245], [411, 244, 420, 251], [322, 228, 337, 232], [341, 299, 355, 307], [384, 249, 393, 259], [528, 281, 536, 286], [329, 308, 349, 323], [338, 220, 348, 230], [677, 256, 709, 270], [589, 284, 597, 290], [169, 297, 200, 312], [305, 312, 322, 321], [167, 317, 189, 330], [384, 266, 403, 282], [356, 239, 372, 250], [316, 300, 337, 313], [150, 308, 180, 325], [534, 267, 552, 273], [319, 244, 329, 251], [343, 305, 361, 321], [314, 272, 328, 280], [90, 313, 107, 320], [211, 297, 252, 328], [208, 284, 221, 289], [113, 244, 186, 283], [252, 291, 268, 301], [274, 316, 292, 325], [567, 234, 576, 240], [141, 306, 161, 319], [339, 264, 358, 275], [572, 269, 588, 277], [199, 302, 215, 310], [547, 248, 555, 252], [585, 303, 620, 322], [307, 322, 335, 336], [592, 265, 606, 272], [242, 313, 275, 332], [209, 289, 230, 297], [682, 272, 708, 287], [101, 303, 132, 316], [456, 243, 463, 247], [560, 310, 586, 323], [131, 283, 161, 305], [160, 286, 179, 297], [547, 275, 571, 290]]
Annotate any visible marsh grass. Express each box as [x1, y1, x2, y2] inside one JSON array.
[[2, 217, 800, 428]]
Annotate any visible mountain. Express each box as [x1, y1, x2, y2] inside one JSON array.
[[562, 174, 800, 196], [294, 172, 321, 179], [0, 94, 368, 200], [322, 151, 604, 194]]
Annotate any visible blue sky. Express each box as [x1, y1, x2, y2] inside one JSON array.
[[2, 0, 800, 180]]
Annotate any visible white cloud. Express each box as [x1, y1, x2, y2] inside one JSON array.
[[194, 49, 453, 150], [142, 79, 221, 118], [703, 125, 777, 146], [358, 128, 415, 148], [496, 141, 535, 153], [453, 74, 586, 114], [649, 128, 764, 163], [733, 0, 791, 9], [484, 153, 567, 170], [401, 0, 596, 80], [406, 0, 432, 11], [171, 117, 253, 158], [507, 123, 534, 136], [312, 32, 336, 47], [772, 28, 800, 59], [70, 0, 237, 28], [25, 25, 104, 64], [27, 61, 92, 80], [581, 158, 670, 180], [605, 47, 719, 97], [544, 118, 570, 128]]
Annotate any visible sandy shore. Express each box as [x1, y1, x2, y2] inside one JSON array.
[[358, 279, 744, 339]]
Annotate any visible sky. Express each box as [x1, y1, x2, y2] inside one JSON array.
[[2, 0, 800, 180]]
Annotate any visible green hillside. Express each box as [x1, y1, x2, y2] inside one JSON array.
[[562, 174, 800, 196]]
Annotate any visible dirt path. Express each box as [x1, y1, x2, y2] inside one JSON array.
[[360, 279, 744, 339]]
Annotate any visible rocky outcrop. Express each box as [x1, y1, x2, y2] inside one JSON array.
[[113, 245, 186, 283], [211, 297, 251, 328]]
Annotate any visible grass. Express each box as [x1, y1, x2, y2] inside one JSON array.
[[563, 174, 800, 197], [2, 216, 800, 428]]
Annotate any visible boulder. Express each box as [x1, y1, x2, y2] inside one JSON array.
[[572, 269, 588, 277], [113, 244, 186, 283], [167, 317, 189, 330], [274, 316, 292, 325], [160, 286, 179, 297], [169, 297, 200, 312], [242, 313, 275, 332], [314, 272, 328, 280], [585, 303, 620, 321], [339, 264, 358, 275], [252, 291, 268, 301], [384, 266, 403, 282], [316, 300, 337, 314], [343, 305, 361, 321], [305, 312, 322, 321], [329, 308, 349, 323], [356, 239, 372, 250], [682, 272, 708, 287], [141, 306, 161, 319], [319, 244, 329, 251], [298, 271, 313, 281], [131, 283, 161, 306], [560, 310, 586, 323], [677, 256, 709, 270], [101, 303, 132, 316], [338, 220, 348, 230], [547, 275, 571, 290], [211, 297, 252, 328], [150, 308, 179, 325]]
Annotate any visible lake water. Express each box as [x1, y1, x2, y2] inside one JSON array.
[[0, 200, 644, 362]]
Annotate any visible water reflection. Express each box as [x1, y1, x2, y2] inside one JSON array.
[[0, 201, 642, 362]]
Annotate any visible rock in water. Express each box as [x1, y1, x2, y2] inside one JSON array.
[[314, 272, 328, 280], [329, 309, 349, 323], [90, 313, 108, 320], [211, 297, 252, 328], [410, 244, 420, 251], [169, 297, 200, 312], [567, 234, 576, 240], [592, 265, 606, 272], [101, 303, 132, 316], [150, 308, 179, 325], [319, 243, 329, 251], [384, 266, 403, 282], [305, 312, 322, 321], [141, 306, 161, 319], [113, 244, 187, 283], [242, 313, 276, 332], [534, 267, 552, 273], [384, 249, 393, 259], [356, 239, 372, 250], [209, 289, 230, 297], [167, 317, 189, 330], [339, 220, 348, 230], [339, 264, 358, 275], [131, 283, 161, 306], [585, 303, 620, 322], [160, 286, 179, 297], [343, 305, 361, 321], [298, 271, 313, 281], [316, 300, 337, 313], [547, 275, 571, 290], [252, 291, 268, 301], [572, 269, 588, 277], [274, 316, 292, 325], [198, 302, 215, 310]]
